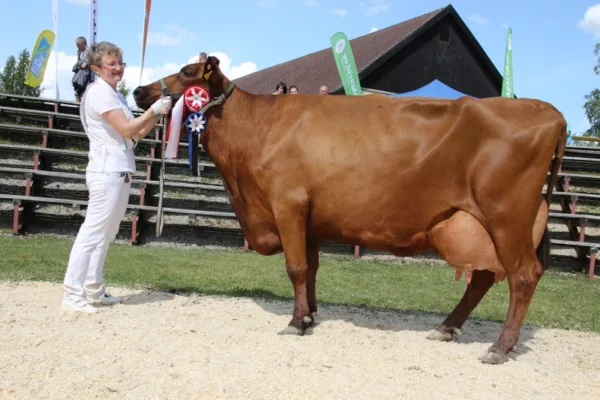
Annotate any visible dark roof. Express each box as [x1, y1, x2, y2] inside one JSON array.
[[233, 8, 443, 95], [233, 4, 504, 96]]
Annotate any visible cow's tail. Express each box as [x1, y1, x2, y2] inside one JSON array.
[[537, 123, 568, 270]]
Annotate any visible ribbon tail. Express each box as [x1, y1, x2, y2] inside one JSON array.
[[164, 95, 185, 159]]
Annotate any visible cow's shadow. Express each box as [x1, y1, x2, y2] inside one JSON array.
[[247, 293, 537, 358]]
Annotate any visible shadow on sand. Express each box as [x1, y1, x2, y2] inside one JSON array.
[[151, 286, 537, 360]]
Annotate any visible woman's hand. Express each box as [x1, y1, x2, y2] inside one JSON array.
[[151, 97, 172, 115]]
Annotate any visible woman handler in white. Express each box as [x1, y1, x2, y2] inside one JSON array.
[[62, 41, 172, 313]]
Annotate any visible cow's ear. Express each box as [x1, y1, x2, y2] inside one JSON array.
[[202, 56, 220, 80]]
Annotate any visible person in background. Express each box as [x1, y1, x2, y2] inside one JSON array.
[[73, 37, 92, 103], [319, 85, 329, 95], [199, 52, 208, 63], [289, 85, 298, 94], [61, 41, 172, 313], [273, 82, 287, 95]]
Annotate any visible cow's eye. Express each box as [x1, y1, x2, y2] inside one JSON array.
[[181, 68, 195, 78]]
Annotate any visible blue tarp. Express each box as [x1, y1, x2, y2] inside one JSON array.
[[387, 79, 474, 99]]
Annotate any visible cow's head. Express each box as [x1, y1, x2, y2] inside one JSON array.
[[133, 55, 228, 111]]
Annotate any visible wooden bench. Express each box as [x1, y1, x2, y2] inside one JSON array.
[[550, 239, 598, 279], [0, 143, 217, 182], [0, 193, 237, 246]]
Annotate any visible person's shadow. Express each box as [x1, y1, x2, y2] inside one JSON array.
[[119, 289, 175, 305]]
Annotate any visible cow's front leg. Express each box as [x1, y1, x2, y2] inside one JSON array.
[[275, 209, 312, 336]]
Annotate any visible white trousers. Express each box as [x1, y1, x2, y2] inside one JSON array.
[[63, 171, 131, 302]]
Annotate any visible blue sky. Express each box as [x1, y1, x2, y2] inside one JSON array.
[[0, 0, 599, 133]]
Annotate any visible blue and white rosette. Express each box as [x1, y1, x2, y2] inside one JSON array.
[[185, 111, 207, 171]]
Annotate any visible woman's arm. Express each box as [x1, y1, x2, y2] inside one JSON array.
[[137, 113, 161, 140], [100, 97, 171, 139], [101, 107, 159, 140]]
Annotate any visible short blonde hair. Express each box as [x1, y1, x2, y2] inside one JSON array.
[[86, 41, 123, 68]]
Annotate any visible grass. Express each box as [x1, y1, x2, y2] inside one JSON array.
[[1, 234, 598, 333]]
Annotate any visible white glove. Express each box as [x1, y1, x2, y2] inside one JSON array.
[[151, 96, 172, 115]]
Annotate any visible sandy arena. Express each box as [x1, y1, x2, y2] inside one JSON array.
[[1, 281, 599, 399]]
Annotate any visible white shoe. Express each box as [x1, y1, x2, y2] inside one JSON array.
[[88, 293, 121, 305], [61, 298, 98, 313]]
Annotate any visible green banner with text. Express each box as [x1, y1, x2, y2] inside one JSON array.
[[330, 32, 362, 96]]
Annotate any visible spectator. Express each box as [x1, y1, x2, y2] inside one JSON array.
[[273, 82, 287, 95], [72, 37, 93, 103], [199, 52, 208, 63], [319, 85, 329, 95], [289, 85, 298, 94]]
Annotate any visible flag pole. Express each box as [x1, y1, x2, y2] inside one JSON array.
[[139, 0, 152, 88]]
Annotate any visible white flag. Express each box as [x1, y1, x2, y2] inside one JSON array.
[[89, 0, 98, 45]]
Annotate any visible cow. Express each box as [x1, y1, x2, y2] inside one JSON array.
[[133, 56, 567, 364]]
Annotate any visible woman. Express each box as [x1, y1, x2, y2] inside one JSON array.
[[62, 41, 172, 313]]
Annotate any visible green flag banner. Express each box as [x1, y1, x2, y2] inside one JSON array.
[[330, 32, 362, 96], [501, 28, 514, 98]]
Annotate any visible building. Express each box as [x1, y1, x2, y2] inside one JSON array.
[[233, 4, 504, 98]]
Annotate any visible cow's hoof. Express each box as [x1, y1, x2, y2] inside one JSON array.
[[278, 316, 314, 336], [426, 329, 452, 342], [480, 347, 509, 365]]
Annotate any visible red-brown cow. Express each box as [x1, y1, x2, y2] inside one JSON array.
[[133, 56, 567, 364]]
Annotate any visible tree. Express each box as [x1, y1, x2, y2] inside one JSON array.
[[117, 79, 130, 98], [583, 43, 600, 137], [0, 48, 43, 97]]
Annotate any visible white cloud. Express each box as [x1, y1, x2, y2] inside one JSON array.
[[66, 0, 89, 5], [369, 27, 379, 33], [469, 14, 488, 25], [304, 0, 319, 7], [38, 50, 257, 108], [579, 4, 600, 39], [360, 0, 390, 17], [332, 8, 347, 17], [139, 24, 196, 47]]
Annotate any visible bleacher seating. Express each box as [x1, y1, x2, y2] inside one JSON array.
[[0, 92, 598, 278]]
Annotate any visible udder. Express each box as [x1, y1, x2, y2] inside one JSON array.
[[428, 198, 548, 283]]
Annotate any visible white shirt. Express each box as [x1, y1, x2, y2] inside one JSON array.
[[81, 77, 137, 173]]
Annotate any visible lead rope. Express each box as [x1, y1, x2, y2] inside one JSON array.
[[156, 113, 168, 237]]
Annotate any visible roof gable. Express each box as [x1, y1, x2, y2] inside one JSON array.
[[233, 8, 443, 95], [233, 4, 504, 96]]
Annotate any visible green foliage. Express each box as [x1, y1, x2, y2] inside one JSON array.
[[117, 78, 130, 98], [0, 48, 43, 97], [583, 43, 600, 137]]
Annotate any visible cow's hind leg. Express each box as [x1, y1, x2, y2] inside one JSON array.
[[306, 240, 320, 321], [427, 269, 496, 342], [481, 247, 543, 364]]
